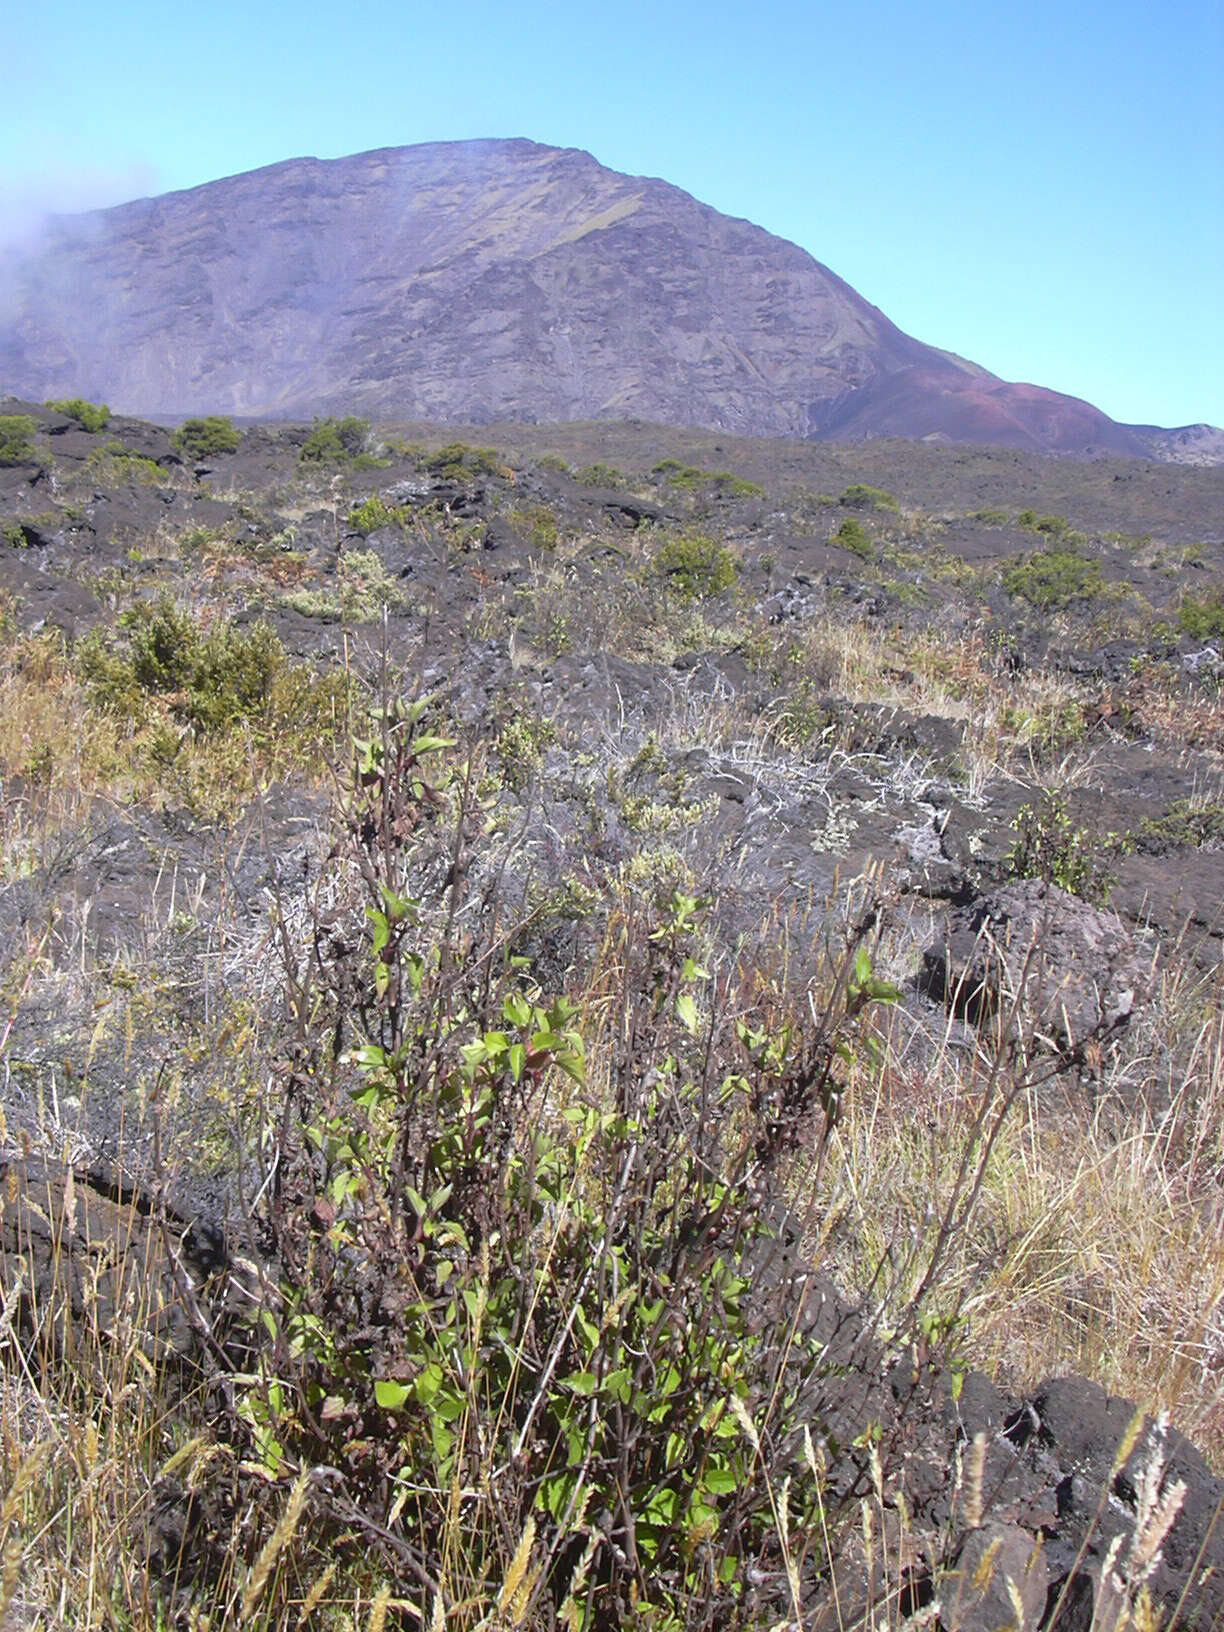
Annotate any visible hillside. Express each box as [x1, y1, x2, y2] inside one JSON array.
[[0, 139, 1201, 458], [2, 401, 1224, 1625]]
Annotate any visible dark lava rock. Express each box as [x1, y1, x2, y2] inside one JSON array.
[[924, 879, 1150, 1051], [0, 1155, 229, 1363]]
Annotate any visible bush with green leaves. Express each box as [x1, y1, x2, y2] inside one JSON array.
[[300, 416, 372, 463], [652, 459, 764, 499], [243, 699, 908, 1628], [0, 414, 38, 466], [650, 532, 740, 598], [426, 441, 501, 479], [574, 461, 625, 488], [347, 494, 407, 537], [1177, 588, 1224, 640], [81, 598, 290, 733], [45, 396, 110, 432], [839, 482, 898, 512], [1007, 793, 1130, 904], [834, 516, 873, 558], [1002, 547, 1102, 610], [172, 415, 241, 459]]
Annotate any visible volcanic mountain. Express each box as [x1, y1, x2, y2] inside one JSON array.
[[0, 139, 1194, 456]]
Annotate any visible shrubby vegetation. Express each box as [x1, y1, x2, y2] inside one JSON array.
[[649, 532, 739, 597], [1178, 587, 1224, 639], [839, 481, 897, 512], [1002, 545, 1103, 609], [172, 414, 241, 459], [300, 415, 372, 462], [0, 414, 38, 465], [45, 396, 111, 432]]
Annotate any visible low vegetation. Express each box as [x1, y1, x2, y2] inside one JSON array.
[[173, 414, 241, 459], [46, 395, 111, 432], [0, 404, 1223, 1627]]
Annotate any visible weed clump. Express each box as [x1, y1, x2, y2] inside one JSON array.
[[240, 699, 906, 1629], [834, 516, 874, 559], [840, 482, 898, 512]]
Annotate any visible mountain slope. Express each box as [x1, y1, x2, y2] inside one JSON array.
[[0, 139, 1169, 455]]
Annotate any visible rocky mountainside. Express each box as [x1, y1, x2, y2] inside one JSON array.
[[0, 139, 1210, 459]]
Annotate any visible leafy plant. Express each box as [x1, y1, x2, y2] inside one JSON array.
[[0, 415, 38, 466], [46, 396, 110, 432], [243, 704, 906, 1628], [652, 460, 764, 499], [172, 415, 241, 459], [1177, 588, 1224, 640], [347, 494, 407, 537], [650, 533, 739, 598], [1002, 547, 1102, 610], [300, 416, 372, 463], [427, 441, 501, 479], [575, 462, 625, 488], [834, 517, 873, 559], [839, 482, 898, 512], [1007, 793, 1130, 904]]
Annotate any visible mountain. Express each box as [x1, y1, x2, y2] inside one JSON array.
[[0, 139, 1205, 457]]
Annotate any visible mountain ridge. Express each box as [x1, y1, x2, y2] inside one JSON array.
[[0, 138, 1213, 459]]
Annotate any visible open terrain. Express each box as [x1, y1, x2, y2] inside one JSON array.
[[1, 398, 1224, 1627]]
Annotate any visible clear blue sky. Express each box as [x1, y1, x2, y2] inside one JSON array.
[[4, 0, 1221, 428]]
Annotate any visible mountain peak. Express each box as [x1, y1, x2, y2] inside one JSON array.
[[0, 138, 1193, 456]]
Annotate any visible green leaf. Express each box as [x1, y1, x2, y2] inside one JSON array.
[[503, 992, 532, 1028], [508, 1042, 526, 1082], [676, 993, 698, 1033], [704, 1468, 738, 1495], [563, 1371, 600, 1396], [367, 908, 390, 957], [374, 1379, 411, 1411]]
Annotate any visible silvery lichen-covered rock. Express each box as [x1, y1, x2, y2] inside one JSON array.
[[923, 878, 1150, 1052]]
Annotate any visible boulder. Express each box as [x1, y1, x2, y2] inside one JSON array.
[[923, 879, 1150, 1052]]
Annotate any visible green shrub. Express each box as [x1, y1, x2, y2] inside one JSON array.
[[1018, 509, 1072, 539], [347, 494, 406, 537], [1007, 793, 1129, 904], [650, 532, 740, 597], [575, 461, 625, 488], [1177, 589, 1224, 640], [79, 599, 284, 734], [243, 705, 906, 1629], [45, 397, 110, 432], [300, 416, 371, 463], [85, 443, 165, 485], [172, 416, 241, 459], [427, 441, 500, 479], [653, 460, 764, 499], [0, 415, 38, 466], [1002, 548, 1102, 610], [840, 482, 898, 512], [834, 516, 874, 558]]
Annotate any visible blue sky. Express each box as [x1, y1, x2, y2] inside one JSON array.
[[4, 0, 1221, 428]]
